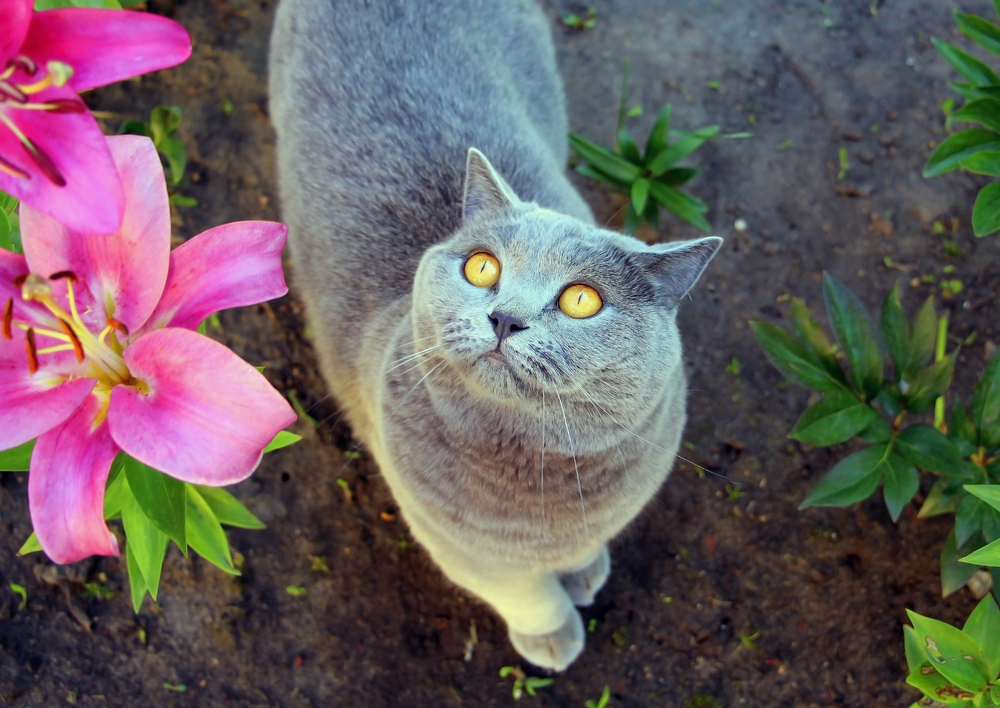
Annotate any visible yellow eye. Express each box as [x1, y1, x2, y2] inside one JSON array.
[[559, 284, 602, 318], [464, 252, 500, 287]]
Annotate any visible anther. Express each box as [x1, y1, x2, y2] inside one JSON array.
[[0, 153, 28, 180], [25, 328, 38, 374], [49, 270, 79, 283], [57, 319, 84, 363], [2, 298, 12, 340], [0, 80, 28, 104], [40, 99, 86, 114], [23, 139, 65, 187], [7, 55, 37, 76], [106, 318, 129, 337], [13, 274, 27, 288]]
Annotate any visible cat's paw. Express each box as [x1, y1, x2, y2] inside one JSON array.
[[558, 545, 610, 607], [508, 609, 584, 672]]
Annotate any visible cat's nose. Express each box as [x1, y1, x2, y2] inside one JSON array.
[[488, 310, 528, 342]]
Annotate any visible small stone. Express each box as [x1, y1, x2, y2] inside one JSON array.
[[734, 218, 748, 232]]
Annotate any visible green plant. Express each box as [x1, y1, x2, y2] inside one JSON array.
[[561, 8, 596, 30], [119, 105, 197, 206], [904, 594, 1000, 705], [569, 62, 748, 234], [498, 665, 554, 700], [585, 685, 611, 708], [750, 274, 1000, 596], [925, 4, 1000, 236]]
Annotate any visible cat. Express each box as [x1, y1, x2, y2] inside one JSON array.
[[269, 0, 721, 671]]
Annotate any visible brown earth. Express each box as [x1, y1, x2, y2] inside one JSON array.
[[2, 0, 999, 706]]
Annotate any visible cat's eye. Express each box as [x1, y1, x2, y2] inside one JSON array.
[[559, 284, 602, 318], [464, 252, 501, 288]]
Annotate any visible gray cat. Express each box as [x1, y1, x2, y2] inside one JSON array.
[[269, 0, 721, 671]]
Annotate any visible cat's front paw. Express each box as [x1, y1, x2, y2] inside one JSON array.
[[558, 545, 610, 607], [508, 608, 585, 672]]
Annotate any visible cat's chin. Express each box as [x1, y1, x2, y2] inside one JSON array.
[[463, 350, 534, 400]]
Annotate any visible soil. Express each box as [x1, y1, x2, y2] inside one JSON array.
[[2, 0, 999, 706]]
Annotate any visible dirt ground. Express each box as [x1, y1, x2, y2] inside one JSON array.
[[2, 0, 999, 706]]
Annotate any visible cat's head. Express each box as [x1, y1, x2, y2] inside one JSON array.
[[411, 149, 720, 416]]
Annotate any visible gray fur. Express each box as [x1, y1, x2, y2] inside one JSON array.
[[270, 0, 721, 671]]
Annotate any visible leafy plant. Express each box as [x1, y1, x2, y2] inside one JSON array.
[[0, 191, 20, 254], [585, 685, 611, 708], [751, 274, 1000, 596], [925, 4, 1000, 236], [903, 594, 1000, 705], [569, 62, 748, 234], [498, 665, 554, 700], [120, 105, 197, 205]]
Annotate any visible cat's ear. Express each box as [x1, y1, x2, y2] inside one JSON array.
[[463, 148, 519, 221], [637, 236, 722, 306]]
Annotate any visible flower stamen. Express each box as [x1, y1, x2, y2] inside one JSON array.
[[6, 55, 37, 77], [2, 298, 11, 339], [0, 153, 28, 180], [57, 318, 84, 362], [24, 327, 37, 373], [106, 318, 129, 337], [17, 61, 73, 95], [49, 271, 78, 283], [0, 111, 66, 186]]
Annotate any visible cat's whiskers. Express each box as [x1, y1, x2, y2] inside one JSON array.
[[384, 343, 444, 375], [574, 385, 738, 486], [555, 390, 589, 536], [571, 383, 628, 476], [385, 359, 446, 423]]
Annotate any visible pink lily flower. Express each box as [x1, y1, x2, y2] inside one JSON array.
[[0, 135, 296, 564], [1, 0, 191, 234]]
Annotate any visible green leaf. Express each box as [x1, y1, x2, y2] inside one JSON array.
[[972, 181, 1000, 237], [972, 350, 1000, 446], [789, 390, 876, 446], [647, 131, 711, 176], [952, 397, 979, 446], [124, 456, 186, 551], [159, 137, 187, 186], [967, 486, 1000, 517], [883, 452, 919, 522], [167, 194, 198, 208], [569, 134, 642, 184], [622, 202, 642, 235], [575, 163, 632, 190], [0, 440, 34, 472], [657, 166, 699, 187], [193, 485, 265, 529], [924, 129, 1000, 177], [905, 661, 960, 704], [750, 321, 850, 392], [921, 479, 965, 518], [943, 529, 981, 595], [617, 129, 641, 164], [906, 609, 993, 693], [952, 98, 1000, 132], [125, 542, 149, 613], [263, 430, 302, 454], [103, 459, 127, 520], [909, 297, 939, 377], [957, 494, 987, 547], [955, 12, 1000, 57], [896, 424, 966, 475], [880, 283, 909, 381], [186, 485, 238, 574], [120, 477, 169, 602], [905, 350, 958, 413], [961, 537, 1000, 566], [932, 37, 1000, 86], [647, 182, 710, 231], [645, 103, 672, 161], [903, 623, 927, 674], [150, 105, 182, 144], [117, 120, 151, 137], [961, 149, 1000, 175], [631, 178, 650, 216], [857, 416, 893, 443], [790, 297, 849, 387], [822, 272, 883, 400], [17, 532, 41, 556], [800, 444, 888, 508], [963, 595, 1000, 675]]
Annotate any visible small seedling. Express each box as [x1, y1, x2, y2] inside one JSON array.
[[585, 685, 611, 708], [569, 61, 748, 234], [587, 618, 598, 633], [310, 555, 330, 572], [725, 357, 741, 376], [499, 665, 554, 700], [733, 630, 761, 654], [81, 582, 114, 601], [777, 139, 794, 152], [336, 478, 352, 502], [726, 484, 743, 500], [836, 147, 851, 180], [285, 585, 308, 597], [162, 683, 187, 693], [561, 8, 596, 30], [9, 583, 26, 611]]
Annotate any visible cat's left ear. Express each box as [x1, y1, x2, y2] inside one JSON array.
[[462, 148, 520, 222], [636, 237, 723, 306]]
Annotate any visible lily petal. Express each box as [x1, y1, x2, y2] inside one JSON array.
[[29, 392, 120, 564], [0, 247, 51, 326], [0, 0, 32, 62], [108, 328, 297, 486], [19, 8, 192, 93], [142, 221, 289, 333], [0, 90, 125, 235], [21, 135, 169, 334]]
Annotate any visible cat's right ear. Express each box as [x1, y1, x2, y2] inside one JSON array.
[[637, 236, 723, 307], [463, 148, 518, 222]]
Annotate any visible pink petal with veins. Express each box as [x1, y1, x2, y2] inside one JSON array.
[[21, 135, 169, 334], [29, 393, 120, 564], [0, 0, 32, 62], [108, 328, 296, 486], [20, 8, 191, 93], [141, 221, 289, 333], [0, 88, 125, 235]]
